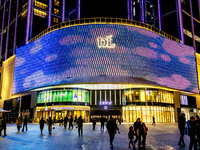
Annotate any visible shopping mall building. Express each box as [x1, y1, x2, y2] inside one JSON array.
[[0, 0, 200, 123]]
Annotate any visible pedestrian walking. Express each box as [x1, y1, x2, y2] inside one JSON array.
[[75, 115, 78, 125], [40, 117, 45, 134], [69, 115, 74, 129], [59, 117, 63, 126], [178, 113, 186, 147], [22, 116, 28, 132], [64, 115, 68, 128], [107, 116, 120, 148], [195, 115, 200, 146], [152, 116, 156, 125], [188, 116, 197, 150], [118, 117, 121, 125], [16, 117, 22, 132], [100, 116, 105, 130], [93, 118, 96, 130], [48, 117, 53, 134], [141, 123, 148, 148], [0, 116, 6, 136], [128, 126, 134, 148], [133, 118, 142, 148], [77, 115, 84, 136]]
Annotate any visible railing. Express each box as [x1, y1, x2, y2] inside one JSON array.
[[29, 18, 180, 43]]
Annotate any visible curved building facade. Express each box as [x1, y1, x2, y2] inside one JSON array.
[[8, 19, 198, 123]]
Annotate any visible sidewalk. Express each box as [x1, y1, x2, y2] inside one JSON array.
[[0, 123, 199, 150]]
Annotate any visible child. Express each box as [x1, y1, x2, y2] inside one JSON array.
[[141, 123, 148, 148], [128, 126, 134, 148]]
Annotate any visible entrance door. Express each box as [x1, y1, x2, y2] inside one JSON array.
[[56, 111, 62, 120]]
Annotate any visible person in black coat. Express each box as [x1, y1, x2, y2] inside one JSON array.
[[195, 115, 200, 146], [40, 117, 45, 134], [93, 118, 96, 130], [0, 116, 6, 136], [69, 115, 74, 129], [128, 126, 134, 148], [189, 116, 197, 150], [100, 116, 105, 130], [107, 116, 120, 148], [64, 115, 68, 128], [178, 113, 186, 146], [22, 116, 28, 132], [133, 118, 142, 147], [48, 117, 53, 134], [141, 123, 148, 148], [77, 115, 84, 136]]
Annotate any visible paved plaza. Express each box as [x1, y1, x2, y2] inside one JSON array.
[[0, 123, 199, 150]]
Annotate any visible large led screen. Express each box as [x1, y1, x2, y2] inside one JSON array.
[[13, 24, 199, 93]]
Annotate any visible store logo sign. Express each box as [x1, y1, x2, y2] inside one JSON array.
[[97, 35, 115, 48]]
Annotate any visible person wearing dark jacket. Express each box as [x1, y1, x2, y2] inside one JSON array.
[[141, 123, 148, 148], [107, 116, 120, 148], [195, 115, 200, 146], [0, 116, 6, 136], [189, 116, 197, 150], [128, 126, 134, 148], [40, 117, 45, 134], [64, 115, 68, 128], [178, 113, 186, 147], [100, 116, 105, 130], [93, 118, 96, 130], [22, 116, 28, 132], [48, 117, 53, 134], [77, 115, 84, 136], [133, 118, 142, 147], [69, 115, 74, 129]]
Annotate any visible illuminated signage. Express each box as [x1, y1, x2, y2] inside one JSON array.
[[50, 107, 74, 110], [14, 24, 198, 93], [99, 101, 112, 105], [97, 35, 116, 48]]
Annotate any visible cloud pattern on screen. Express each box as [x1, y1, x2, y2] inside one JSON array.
[[13, 24, 199, 93]]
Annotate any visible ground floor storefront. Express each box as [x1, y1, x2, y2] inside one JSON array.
[[122, 105, 175, 123], [35, 106, 90, 122]]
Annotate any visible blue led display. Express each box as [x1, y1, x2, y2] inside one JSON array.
[[13, 24, 199, 93]]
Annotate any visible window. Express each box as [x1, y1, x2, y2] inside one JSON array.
[[54, 8, 59, 15], [53, 17, 58, 23], [35, 1, 48, 10], [34, 9, 47, 18], [54, 0, 59, 6]]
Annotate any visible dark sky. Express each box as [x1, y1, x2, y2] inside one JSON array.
[[81, 0, 128, 19]]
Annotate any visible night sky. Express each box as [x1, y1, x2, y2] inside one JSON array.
[[81, 0, 128, 19]]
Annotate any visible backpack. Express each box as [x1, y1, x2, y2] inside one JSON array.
[[185, 121, 190, 135]]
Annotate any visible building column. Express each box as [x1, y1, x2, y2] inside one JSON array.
[[157, 0, 162, 30], [177, 0, 184, 43], [127, 0, 130, 19], [13, 0, 19, 55], [62, 0, 66, 22], [5, 0, 12, 60], [190, 0, 196, 51], [77, 0, 80, 19], [140, 0, 145, 23], [173, 92, 181, 122], [25, 0, 32, 44], [0, 0, 6, 59], [48, 0, 52, 27]]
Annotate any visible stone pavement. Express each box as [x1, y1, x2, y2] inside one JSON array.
[[0, 123, 199, 150]]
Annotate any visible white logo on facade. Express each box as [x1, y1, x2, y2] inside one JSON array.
[[97, 35, 116, 48]]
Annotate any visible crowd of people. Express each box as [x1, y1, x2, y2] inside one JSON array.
[[178, 113, 200, 150], [1, 113, 200, 149]]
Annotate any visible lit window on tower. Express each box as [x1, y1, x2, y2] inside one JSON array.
[[35, 1, 48, 10], [54, 8, 59, 15], [53, 17, 59, 23], [34, 9, 47, 18], [54, 0, 59, 6]]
